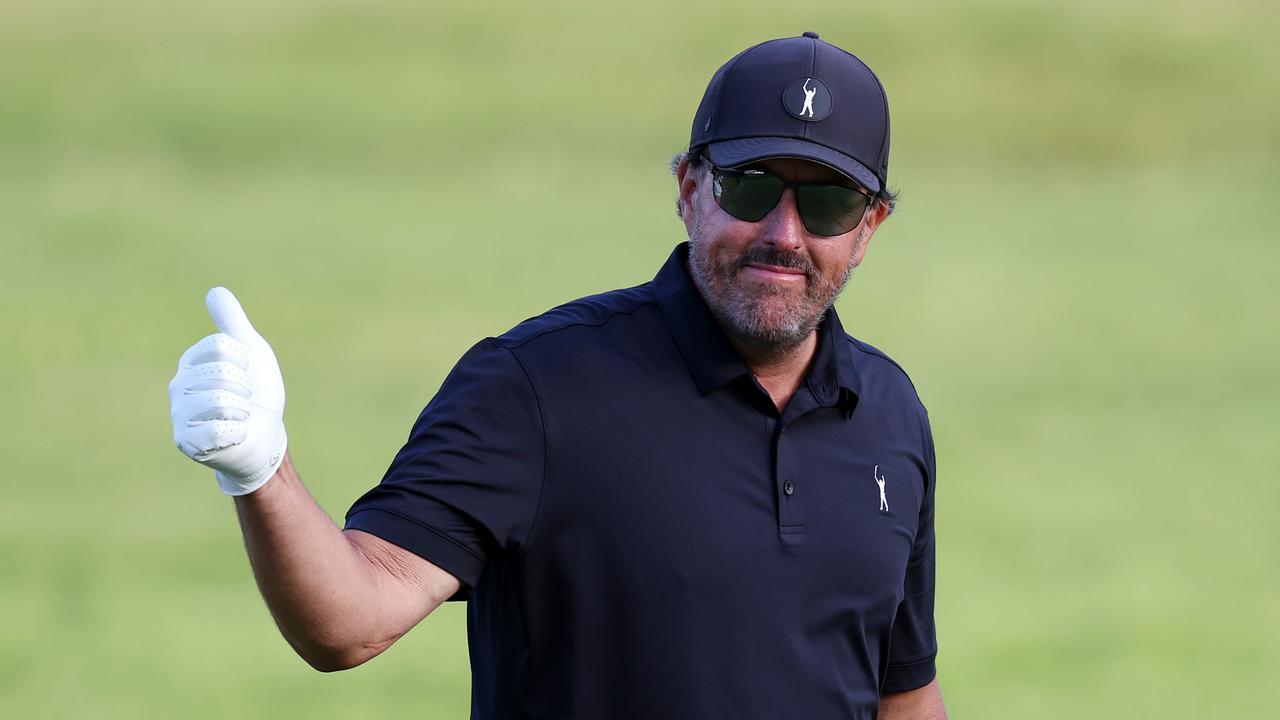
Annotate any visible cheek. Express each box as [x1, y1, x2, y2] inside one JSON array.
[[851, 228, 874, 265], [813, 239, 862, 277], [847, 239, 868, 267], [692, 219, 753, 264]]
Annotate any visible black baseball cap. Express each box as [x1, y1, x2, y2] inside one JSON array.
[[689, 32, 890, 194]]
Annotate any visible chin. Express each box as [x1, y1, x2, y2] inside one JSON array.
[[729, 296, 817, 348], [747, 295, 804, 326]]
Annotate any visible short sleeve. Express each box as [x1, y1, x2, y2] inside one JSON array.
[[344, 338, 545, 599], [881, 410, 938, 692]]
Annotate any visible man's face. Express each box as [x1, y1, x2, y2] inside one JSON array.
[[679, 157, 888, 354]]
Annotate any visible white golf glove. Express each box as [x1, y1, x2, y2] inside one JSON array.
[[169, 287, 288, 496]]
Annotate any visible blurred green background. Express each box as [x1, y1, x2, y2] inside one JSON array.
[[2, 0, 1277, 717]]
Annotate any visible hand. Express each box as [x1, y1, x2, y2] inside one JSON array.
[[169, 287, 288, 496]]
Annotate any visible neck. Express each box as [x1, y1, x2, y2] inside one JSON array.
[[726, 331, 818, 413]]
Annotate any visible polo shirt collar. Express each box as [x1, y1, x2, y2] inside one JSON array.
[[653, 243, 861, 411]]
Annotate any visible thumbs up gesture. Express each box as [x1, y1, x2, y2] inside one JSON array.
[[169, 288, 288, 496]]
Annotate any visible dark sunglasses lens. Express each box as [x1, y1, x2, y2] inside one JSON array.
[[715, 172, 785, 222], [797, 184, 870, 236]]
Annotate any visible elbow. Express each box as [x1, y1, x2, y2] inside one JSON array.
[[302, 650, 362, 673], [307, 657, 362, 674], [288, 635, 384, 673], [300, 645, 377, 673]]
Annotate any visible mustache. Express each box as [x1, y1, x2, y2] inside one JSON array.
[[735, 246, 815, 276]]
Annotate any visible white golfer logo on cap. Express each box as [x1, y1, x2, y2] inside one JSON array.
[[782, 76, 831, 122], [874, 464, 889, 513], [800, 78, 817, 118]]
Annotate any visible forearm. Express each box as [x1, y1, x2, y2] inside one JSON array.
[[879, 678, 947, 720], [232, 452, 389, 671]]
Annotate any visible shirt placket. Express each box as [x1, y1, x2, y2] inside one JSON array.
[[773, 416, 807, 545], [774, 384, 827, 545]]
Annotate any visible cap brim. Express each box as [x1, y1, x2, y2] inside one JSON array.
[[707, 137, 881, 193]]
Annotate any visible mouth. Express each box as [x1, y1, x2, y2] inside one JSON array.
[[740, 262, 808, 284]]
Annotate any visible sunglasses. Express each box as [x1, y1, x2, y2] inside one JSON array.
[[710, 164, 874, 237]]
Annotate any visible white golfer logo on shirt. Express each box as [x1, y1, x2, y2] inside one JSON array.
[[800, 78, 817, 118], [874, 464, 889, 512]]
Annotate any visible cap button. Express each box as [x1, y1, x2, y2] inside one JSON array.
[[802, 31, 820, 39]]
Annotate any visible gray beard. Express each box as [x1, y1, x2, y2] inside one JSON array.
[[686, 220, 858, 360]]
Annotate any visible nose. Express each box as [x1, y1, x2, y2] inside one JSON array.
[[759, 188, 806, 251]]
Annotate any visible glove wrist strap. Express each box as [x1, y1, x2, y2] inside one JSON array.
[[215, 430, 288, 496]]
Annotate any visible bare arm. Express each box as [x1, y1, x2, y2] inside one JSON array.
[[233, 452, 461, 671], [879, 678, 947, 720]]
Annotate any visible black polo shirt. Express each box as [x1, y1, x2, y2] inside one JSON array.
[[345, 243, 938, 719]]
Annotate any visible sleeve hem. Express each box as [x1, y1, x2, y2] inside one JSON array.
[[881, 655, 937, 694], [344, 507, 484, 600]]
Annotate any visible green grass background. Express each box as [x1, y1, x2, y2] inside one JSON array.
[[2, 0, 1277, 717]]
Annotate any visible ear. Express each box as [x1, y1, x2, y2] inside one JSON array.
[[677, 158, 700, 236], [849, 198, 891, 267]]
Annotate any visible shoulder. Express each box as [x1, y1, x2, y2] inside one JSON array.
[[845, 335, 937, 476], [467, 281, 681, 400], [845, 335, 929, 418], [490, 282, 660, 352]]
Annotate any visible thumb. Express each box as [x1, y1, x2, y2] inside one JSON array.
[[205, 287, 259, 342]]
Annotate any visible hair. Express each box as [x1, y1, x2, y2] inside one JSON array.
[[668, 146, 899, 219]]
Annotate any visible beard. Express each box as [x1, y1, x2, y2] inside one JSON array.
[[686, 218, 859, 359]]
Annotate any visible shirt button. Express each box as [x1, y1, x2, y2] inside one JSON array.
[[783, 480, 794, 496]]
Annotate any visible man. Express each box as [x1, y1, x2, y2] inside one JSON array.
[[169, 32, 945, 719]]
